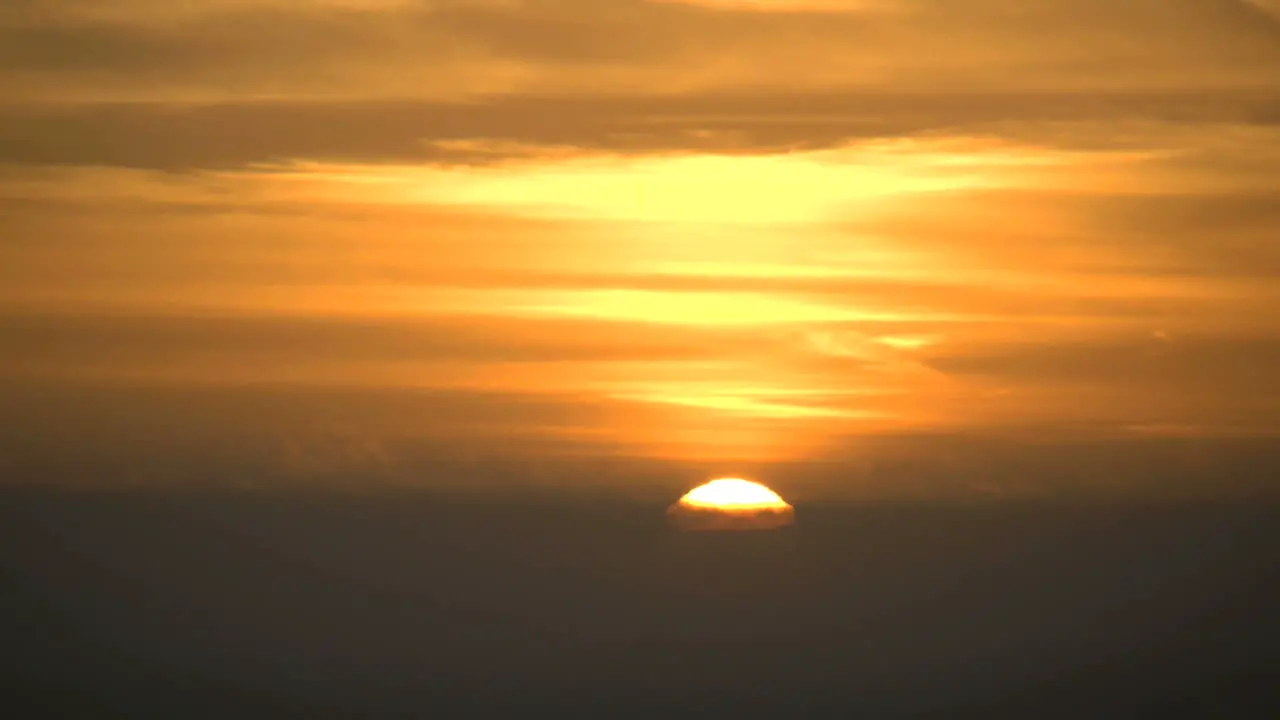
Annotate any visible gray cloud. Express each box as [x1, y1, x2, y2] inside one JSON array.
[[0, 312, 759, 372], [2, 91, 1279, 170], [928, 333, 1280, 385], [806, 432, 1280, 500], [3, 0, 1279, 169], [0, 379, 656, 488], [3, 0, 1279, 103], [922, 333, 1280, 431]]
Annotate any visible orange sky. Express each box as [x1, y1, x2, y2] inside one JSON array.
[[2, 0, 1278, 494]]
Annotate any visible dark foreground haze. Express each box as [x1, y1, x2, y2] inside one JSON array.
[[3, 490, 1277, 717]]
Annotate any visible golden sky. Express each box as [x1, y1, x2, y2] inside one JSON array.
[[2, 0, 1278, 495]]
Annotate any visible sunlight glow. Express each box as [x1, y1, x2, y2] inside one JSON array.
[[615, 391, 883, 419], [507, 289, 964, 325], [415, 151, 992, 224], [678, 478, 790, 510]]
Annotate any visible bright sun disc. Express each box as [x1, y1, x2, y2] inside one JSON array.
[[678, 478, 789, 509], [667, 478, 795, 531]]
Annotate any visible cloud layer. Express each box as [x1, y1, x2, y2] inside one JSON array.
[[2, 0, 1278, 494]]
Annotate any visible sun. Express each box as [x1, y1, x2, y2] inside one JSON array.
[[667, 477, 794, 531], [678, 478, 788, 509]]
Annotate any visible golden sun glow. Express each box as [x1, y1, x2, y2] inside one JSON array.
[[677, 478, 790, 510], [668, 478, 796, 531]]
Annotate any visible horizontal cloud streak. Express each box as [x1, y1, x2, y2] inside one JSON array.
[[4, 0, 1280, 102], [3, 92, 1280, 170]]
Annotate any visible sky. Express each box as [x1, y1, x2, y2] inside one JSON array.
[[2, 0, 1279, 498]]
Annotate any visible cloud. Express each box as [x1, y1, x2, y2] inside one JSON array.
[[3, 0, 1279, 102], [2, 0, 1279, 484], [0, 312, 761, 378], [2, 92, 1278, 172], [921, 333, 1280, 431], [2, 119, 1277, 450], [1243, 0, 1280, 19]]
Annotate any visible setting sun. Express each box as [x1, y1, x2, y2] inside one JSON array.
[[678, 478, 789, 509], [668, 478, 795, 531]]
